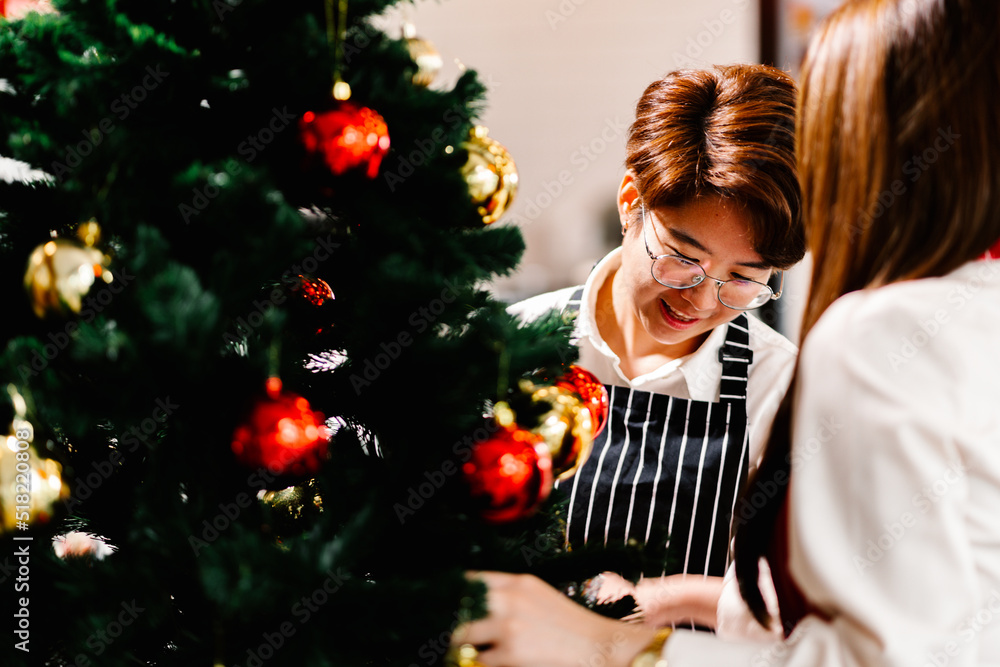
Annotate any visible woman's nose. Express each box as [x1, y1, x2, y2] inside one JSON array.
[[681, 279, 719, 312]]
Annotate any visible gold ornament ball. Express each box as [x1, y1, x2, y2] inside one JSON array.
[[76, 219, 102, 247], [403, 22, 442, 88], [445, 643, 486, 667], [2, 418, 69, 535], [23, 238, 112, 319], [406, 35, 442, 87], [461, 125, 518, 224], [261, 478, 324, 537], [527, 383, 594, 480]]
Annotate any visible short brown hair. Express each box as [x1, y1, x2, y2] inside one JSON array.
[[625, 64, 803, 269]]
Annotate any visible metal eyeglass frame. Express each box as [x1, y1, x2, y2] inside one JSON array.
[[639, 202, 783, 311]]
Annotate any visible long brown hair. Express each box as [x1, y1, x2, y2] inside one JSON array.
[[625, 64, 804, 270], [735, 0, 1000, 628]]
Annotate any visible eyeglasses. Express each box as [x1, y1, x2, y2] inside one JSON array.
[[640, 203, 782, 310]]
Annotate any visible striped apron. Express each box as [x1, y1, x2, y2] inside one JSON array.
[[560, 288, 752, 579]]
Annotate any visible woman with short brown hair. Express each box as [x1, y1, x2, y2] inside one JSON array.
[[509, 63, 803, 631]]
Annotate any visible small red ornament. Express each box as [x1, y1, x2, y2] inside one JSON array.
[[293, 275, 334, 307], [982, 236, 1000, 260], [463, 427, 553, 524], [231, 378, 331, 478], [555, 365, 610, 438], [299, 103, 390, 179]]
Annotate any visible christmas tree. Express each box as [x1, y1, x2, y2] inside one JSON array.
[[0, 1, 615, 664]]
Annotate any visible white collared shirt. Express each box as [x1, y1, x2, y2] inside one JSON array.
[[507, 246, 798, 472]]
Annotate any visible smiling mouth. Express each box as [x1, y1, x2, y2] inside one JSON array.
[[660, 300, 700, 325]]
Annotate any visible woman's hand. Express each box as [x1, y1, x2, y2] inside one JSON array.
[[456, 571, 660, 667], [624, 574, 725, 628], [587, 571, 637, 605]]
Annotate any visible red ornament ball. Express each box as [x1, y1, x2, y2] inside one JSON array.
[[231, 378, 331, 478], [299, 103, 390, 179], [463, 427, 553, 524], [556, 365, 610, 438], [293, 275, 335, 307]]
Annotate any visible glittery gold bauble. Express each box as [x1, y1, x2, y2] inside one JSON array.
[[404, 25, 442, 87], [23, 236, 112, 319], [260, 478, 324, 537], [461, 126, 518, 224], [522, 381, 594, 481], [445, 643, 486, 667], [2, 417, 69, 535]]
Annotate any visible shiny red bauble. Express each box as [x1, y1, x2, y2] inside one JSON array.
[[298, 103, 390, 179], [231, 378, 330, 478], [293, 275, 334, 307], [462, 427, 553, 524], [556, 365, 610, 438]]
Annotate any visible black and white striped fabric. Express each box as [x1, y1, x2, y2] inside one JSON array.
[[560, 288, 752, 578]]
